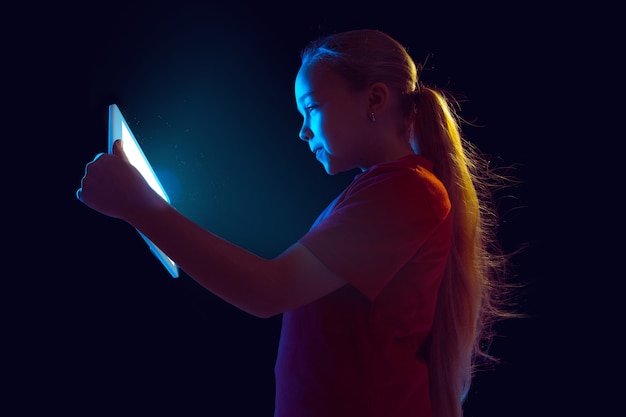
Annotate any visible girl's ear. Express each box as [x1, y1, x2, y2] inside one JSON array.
[[368, 82, 389, 112]]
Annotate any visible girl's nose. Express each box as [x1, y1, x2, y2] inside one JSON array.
[[299, 125, 313, 141]]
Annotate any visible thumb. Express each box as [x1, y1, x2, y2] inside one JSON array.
[[112, 139, 131, 164]]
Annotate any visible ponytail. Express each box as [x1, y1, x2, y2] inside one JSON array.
[[413, 87, 509, 417]]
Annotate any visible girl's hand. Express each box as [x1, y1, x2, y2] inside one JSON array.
[[76, 139, 165, 222]]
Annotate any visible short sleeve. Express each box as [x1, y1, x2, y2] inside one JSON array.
[[299, 164, 450, 300]]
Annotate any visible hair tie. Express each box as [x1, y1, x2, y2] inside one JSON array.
[[413, 81, 424, 96]]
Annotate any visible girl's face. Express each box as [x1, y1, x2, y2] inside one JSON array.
[[295, 61, 372, 175]]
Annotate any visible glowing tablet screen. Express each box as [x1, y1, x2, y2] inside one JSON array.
[[108, 104, 179, 278]]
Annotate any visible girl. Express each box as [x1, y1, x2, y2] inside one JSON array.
[[77, 29, 512, 417]]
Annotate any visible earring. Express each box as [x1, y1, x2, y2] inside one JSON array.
[[370, 112, 376, 122]]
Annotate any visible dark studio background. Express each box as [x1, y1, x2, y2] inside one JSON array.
[[6, 1, 605, 416]]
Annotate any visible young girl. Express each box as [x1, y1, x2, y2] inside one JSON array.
[[77, 29, 512, 417]]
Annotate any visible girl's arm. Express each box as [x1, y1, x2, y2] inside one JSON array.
[[78, 140, 345, 318]]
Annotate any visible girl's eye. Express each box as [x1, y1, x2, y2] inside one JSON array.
[[305, 105, 318, 114]]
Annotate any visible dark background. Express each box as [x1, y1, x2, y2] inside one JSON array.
[[7, 1, 606, 416]]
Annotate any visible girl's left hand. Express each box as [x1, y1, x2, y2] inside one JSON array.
[[76, 139, 164, 222]]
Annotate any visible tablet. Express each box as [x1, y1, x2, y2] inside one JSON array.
[[108, 103, 179, 278]]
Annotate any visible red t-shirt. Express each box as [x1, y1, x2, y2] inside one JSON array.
[[274, 154, 452, 417]]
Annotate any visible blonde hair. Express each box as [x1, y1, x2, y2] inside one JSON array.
[[302, 29, 514, 417]]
